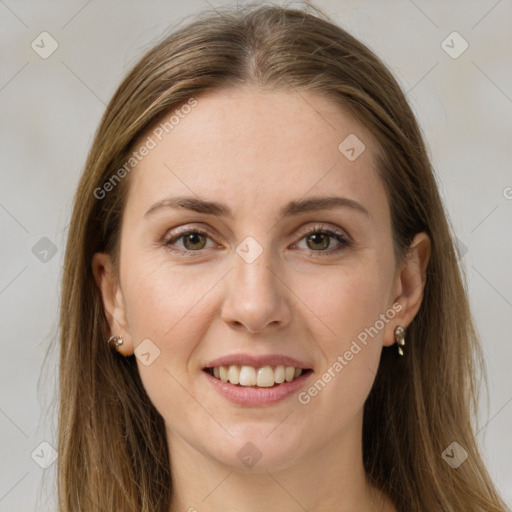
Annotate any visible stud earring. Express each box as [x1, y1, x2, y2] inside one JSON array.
[[395, 326, 405, 356], [107, 335, 123, 351]]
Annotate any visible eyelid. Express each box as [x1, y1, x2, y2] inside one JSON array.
[[166, 224, 216, 238], [294, 222, 349, 241]]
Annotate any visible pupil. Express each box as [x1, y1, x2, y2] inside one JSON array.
[[309, 233, 328, 250], [185, 233, 205, 250]]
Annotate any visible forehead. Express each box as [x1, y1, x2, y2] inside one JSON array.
[[125, 85, 387, 222]]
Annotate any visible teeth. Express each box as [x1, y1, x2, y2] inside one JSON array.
[[256, 366, 275, 387], [227, 364, 240, 385], [219, 366, 228, 383], [239, 366, 256, 386], [209, 364, 305, 387], [275, 365, 285, 384]]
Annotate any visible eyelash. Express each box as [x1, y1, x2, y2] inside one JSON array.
[[162, 224, 350, 258]]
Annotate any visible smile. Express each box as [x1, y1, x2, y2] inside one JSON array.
[[204, 364, 312, 388]]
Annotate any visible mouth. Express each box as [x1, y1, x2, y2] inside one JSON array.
[[203, 365, 313, 388]]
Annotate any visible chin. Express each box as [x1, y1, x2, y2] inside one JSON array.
[[205, 429, 306, 473]]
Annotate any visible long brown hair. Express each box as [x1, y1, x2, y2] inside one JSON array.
[[57, 3, 509, 511]]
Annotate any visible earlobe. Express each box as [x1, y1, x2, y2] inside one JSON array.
[[384, 232, 431, 347], [91, 252, 134, 355]]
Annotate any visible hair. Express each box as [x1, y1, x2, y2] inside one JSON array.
[[57, 2, 509, 511]]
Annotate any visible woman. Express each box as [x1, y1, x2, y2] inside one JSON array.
[[58, 3, 509, 511]]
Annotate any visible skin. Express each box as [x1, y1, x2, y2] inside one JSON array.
[[93, 85, 430, 512]]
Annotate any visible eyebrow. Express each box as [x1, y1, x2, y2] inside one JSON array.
[[144, 195, 369, 219]]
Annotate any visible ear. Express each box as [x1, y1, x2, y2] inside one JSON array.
[[383, 232, 431, 347], [91, 252, 134, 355]]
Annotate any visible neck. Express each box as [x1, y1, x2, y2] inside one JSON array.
[[167, 412, 395, 512]]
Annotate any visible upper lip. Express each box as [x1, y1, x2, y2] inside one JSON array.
[[204, 353, 313, 370]]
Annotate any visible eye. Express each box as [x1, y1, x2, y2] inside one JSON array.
[[163, 224, 350, 256], [294, 225, 349, 256], [163, 228, 216, 254]]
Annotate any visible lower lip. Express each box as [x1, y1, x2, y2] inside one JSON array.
[[203, 370, 312, 406]]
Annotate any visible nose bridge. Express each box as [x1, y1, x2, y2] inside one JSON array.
[[235, 239, 275, 290], [233, 236, 280, 302]]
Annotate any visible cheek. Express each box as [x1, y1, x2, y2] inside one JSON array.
[[123, 255, 224, 340], [293, 261, 392, 401], [120, 260, 225, 424], [121, 256, 230, 404], [296, 261, 392, 348]]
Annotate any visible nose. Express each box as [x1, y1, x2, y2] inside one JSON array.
[[220, 245, 292, 334]]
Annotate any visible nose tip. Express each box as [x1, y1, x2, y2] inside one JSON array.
[[236, 317, 281, 334]]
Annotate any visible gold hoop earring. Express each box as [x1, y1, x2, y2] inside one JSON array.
[[395, 326, 405, 356], [107, 335, 123, 351]]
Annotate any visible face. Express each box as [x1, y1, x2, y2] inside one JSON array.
[[94, 85, 426, 473]]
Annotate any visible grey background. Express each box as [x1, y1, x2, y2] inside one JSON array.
[[0, 0, 511, 510]]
